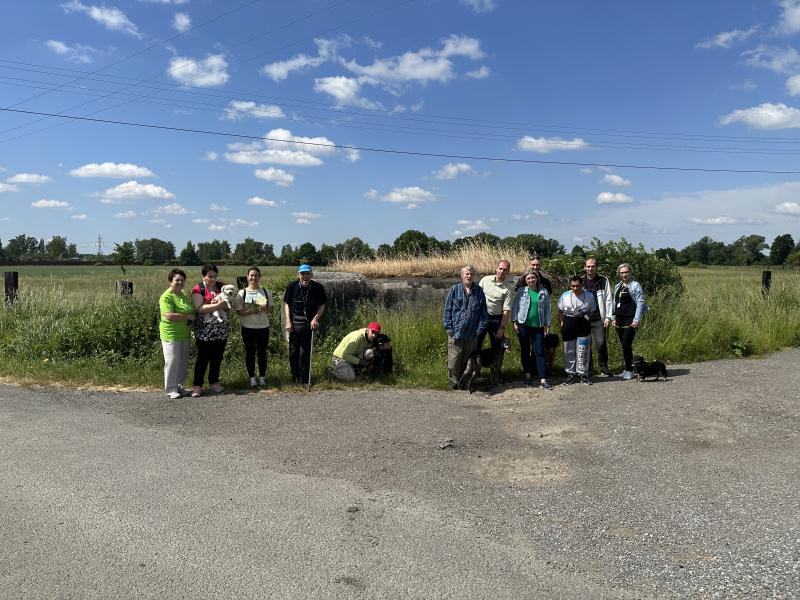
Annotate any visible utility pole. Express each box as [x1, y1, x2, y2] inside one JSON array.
[[97, 235, 104, 257]]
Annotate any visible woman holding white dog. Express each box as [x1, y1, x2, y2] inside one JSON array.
[[511, 270, 554, 390], [190, 264, 230, 396], [611, 263, 647, 380], [159, 268, 196, 399], [234, 266, 274, 388]]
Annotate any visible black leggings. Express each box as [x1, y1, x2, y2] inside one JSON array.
[[616, 325, 637, 371], [241, 327, 269, 378], [193, 338, 227, 386]]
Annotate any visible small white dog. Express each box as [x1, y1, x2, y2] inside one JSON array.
[[211, 284, 237, 323]]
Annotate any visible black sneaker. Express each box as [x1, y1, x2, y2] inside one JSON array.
[[562, 375, 576, 386], [539, 381, 554, 390], [600, 367, 612, 377], [523, 377, 532, 387], [581, 376, 592, 386]]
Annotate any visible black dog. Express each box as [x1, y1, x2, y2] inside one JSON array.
[[459, 336, 512, 392], [362, 333, 393, 376], [543, 333, 560, 372], [633, 355, 668, 381]]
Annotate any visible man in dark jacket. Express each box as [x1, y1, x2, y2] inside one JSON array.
[[283, 264, 327, 385]]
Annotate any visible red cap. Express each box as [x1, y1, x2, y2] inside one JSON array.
[[367, 321, 381, 332]]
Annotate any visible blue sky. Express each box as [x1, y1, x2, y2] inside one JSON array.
[[2, 0, 800, 256]]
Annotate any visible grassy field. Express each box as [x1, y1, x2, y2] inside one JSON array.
[[0, 264, 798, 391]]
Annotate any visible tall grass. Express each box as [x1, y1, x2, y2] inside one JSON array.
[[1, 265, 798, 390], [333, 242, 531, 277]]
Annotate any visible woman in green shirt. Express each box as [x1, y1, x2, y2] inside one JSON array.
[[511, 271, 553, 390], [159, 268, 196, 399]]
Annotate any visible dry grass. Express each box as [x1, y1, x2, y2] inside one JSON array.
[[333, 242, 531, 278]]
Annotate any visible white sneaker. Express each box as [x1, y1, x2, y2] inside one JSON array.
[[622, 370, 634, 380], [258, 376, 266, 386], [167, 391, 182, 400], [249, 377, 257, 388]]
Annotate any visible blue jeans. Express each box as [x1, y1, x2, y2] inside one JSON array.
[[517, 325, 546, 380]]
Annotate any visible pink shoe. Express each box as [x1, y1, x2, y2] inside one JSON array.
[[190, 386, 202, 397], [210, 383, 224, 394]]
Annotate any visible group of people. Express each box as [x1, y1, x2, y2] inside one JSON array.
[[443, 255, 647, 391], [158, 256, 646, 398]]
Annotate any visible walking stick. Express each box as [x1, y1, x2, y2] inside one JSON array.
[[306, 329, 314, 390]]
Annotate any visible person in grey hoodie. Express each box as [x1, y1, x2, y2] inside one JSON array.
[[511, 270, 553, 390], [611, 263, 648, 380]]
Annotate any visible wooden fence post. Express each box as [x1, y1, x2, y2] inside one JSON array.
[[116, 280, 134, 296], [4, 271, 19, 305], [762, 270, 772, 296]]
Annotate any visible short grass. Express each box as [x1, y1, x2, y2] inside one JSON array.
[[0, 264, 797, 391]]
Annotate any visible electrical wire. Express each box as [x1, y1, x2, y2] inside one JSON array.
[[3, 107, 800, 174]]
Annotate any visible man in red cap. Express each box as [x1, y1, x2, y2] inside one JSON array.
[[330, 322, 390, 381]]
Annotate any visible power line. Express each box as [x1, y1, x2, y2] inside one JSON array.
[[4, 106, 800, 174]]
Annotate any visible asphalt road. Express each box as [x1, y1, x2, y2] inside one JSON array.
[[1, 351, 799, 599]]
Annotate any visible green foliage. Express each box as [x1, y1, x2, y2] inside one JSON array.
[[179, 240, 199, 265], [544, 238, 684, 297], [786, 249, 800, 268], [770, 234, 795, 265], [112, 241, 135, 264]]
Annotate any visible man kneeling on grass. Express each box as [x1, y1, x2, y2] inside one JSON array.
[[330, 322, 391, 381]]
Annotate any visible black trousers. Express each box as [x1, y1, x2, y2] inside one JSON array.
[[289, 328, 313, 384], [477, 314, 504, 351], [241, 327, 269, 378], [193, 338, 227, 386], [616, 324, 637, 371]]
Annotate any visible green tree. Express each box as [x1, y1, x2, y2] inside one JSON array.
[[295, 242, 320, 265], [179, 241, 199, 265], [112, 241, 135, 264], [134, 238, 176, 265], [278, 244, 295, 265], [785, 249, 800, 267], [4, 234, 38, 261], [654, 247, 678, 262], [232, 238, 276, 265], [729, 234, 768, 265], [769, 233, 795, 265], [197, 239, 230, 263], [45, 236, 69, 259], [570, 244, 587, 257], [393, 230, 439, 256]]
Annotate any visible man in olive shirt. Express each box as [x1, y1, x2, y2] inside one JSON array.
[[478, 260, 514, 379], [515, 255, 552, 294]]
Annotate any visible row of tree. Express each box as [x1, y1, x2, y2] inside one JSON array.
[[1, 231, 798, 266]]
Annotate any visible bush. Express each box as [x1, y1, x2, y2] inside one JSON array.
[[544, 237, 684, 298]]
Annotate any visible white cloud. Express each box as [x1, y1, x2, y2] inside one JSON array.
[[114, 211, 137, 218], [511, 213, 529, 221], [148, 218, 168, 225], [342, 146, 360, 162], [45, 39, 102, 64], [203, 151, 218, 161], [776, 0, 800, 35], [62, 1, 141, 37], [719, 102, 800, 129], [433, 162, 475, 180], [580, 167, 593, 174], [0, 183, 18, 193], [439, 35, 485, 60], [70, 213, 87, 220], [695, 27, 757, 49], [247, 196, 279, 207], [7, 173, 51, 184], [516, 136, 589, 153], [787, 74, 800, 96], [172, 12, 191, 33], [774, 201, 800, 214], [742, 45, 800, 74], [292, 211, 322, 224], [223, 100, 285, 121], [533, 209, 549, 216], [70, 162, 154, 178], [152, 202, 188, 215], [687, 216, 739, 225], [380, 186, 436, 207], [208, 224, 227, 231], [596, 192, 634, 204], [460, 0, 496, 13], [601, 173, 632, 187], [264, 128, 337, 155], [261, 37, 345, 81], [209, 203, 228, 211], [31, 199, 70, 208], [364, 189, 379, 201], [455, 219, 489, 231], [466, 65, 490, 79], [229, 218, 257, 227], [103, 181, 175, 201], [314, 76, 383, 109], [192, 218, 210, 224], [254, 168, 294, 187], [139, 0, 188, 4], [168, 54, 229, 87], [224, 148, 323, 167]]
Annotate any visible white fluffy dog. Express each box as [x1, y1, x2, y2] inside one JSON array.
[[211, 284, 237, 323]]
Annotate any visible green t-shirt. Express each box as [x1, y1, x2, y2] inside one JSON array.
[[524, 289, 540, 328], [159, 289, 194, 342]]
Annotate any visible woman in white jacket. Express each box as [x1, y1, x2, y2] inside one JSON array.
[[611, 263, 647, 380], [511, 271, 553, 390]]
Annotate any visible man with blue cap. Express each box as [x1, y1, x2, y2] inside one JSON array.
[[283, 263, 327, 385]]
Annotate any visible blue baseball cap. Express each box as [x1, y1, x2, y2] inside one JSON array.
[[297, 264, 312, 273]]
